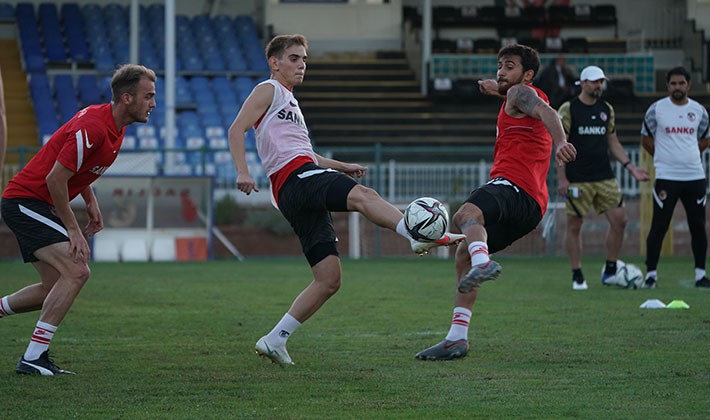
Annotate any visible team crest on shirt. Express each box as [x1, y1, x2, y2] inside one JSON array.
[[599, 112, 608, 122], [688, 112, 696, 121]]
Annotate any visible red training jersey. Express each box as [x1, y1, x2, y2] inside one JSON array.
[[3, 104, 125, 204], [490, 84, 552, 214]]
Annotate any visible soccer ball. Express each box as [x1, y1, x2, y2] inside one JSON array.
[[601, 260, 644, 289], [618, 264, 644, 289], [404, 197, 449, 242]]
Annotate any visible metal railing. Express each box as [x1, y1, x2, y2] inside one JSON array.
[[4, 145, 710, 204]]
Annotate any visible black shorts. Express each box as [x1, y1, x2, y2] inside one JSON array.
[[277, 163, 358, 266], [465, 177, 542, 254], [1, 197, 70, 263]]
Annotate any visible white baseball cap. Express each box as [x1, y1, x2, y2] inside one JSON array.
[[575, 66, 607, 85]]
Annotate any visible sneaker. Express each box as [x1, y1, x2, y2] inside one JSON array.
[[16, 351, 75, 376], [458, 260, 502, 293], [642, 277, 657, 289], [572, 279, 588, 290], [415, 339, 469, 361], [411, 232, 466, 255], [255, 336, 294, 366], [695, 277, 710, 288]]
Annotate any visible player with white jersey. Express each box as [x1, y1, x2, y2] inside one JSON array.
[[0, 64, 156, 375], [227, 34, 464, 366], [641, 66, 710, 288]]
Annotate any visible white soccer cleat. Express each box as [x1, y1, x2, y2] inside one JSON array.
[[411, 232, 466, 255], [255, 336, 294, 366]]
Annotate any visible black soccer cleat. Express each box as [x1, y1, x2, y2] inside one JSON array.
[[16, 350, 75, 376], [415, 339, 469, 361], [695, 277, 710, 288]]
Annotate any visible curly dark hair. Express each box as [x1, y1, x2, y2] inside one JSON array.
[[498, 44, 541, 77]]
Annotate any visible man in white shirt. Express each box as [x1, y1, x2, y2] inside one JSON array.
[[641, 66, 710, 288]]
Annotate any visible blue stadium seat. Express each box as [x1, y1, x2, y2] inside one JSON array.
[[24, 54, 46, 74], [175, 77, 194, 107], [208, 137, 228, 150], [61, 3, 91, 62], [98, 76, 112, 102], [0, 2, 14, 20], [33, 93, 59, 140], [29, 74, 50, 98], [16, 3, 46, 73], [121, 135, 137, 150], [205, 56, 226, 72], [211, 76, 231, 93], [244, 129, 256, 150], [39, 3, 68, 63], [77, 74, 102, 106], [138, 136, 160, 150], [54, 74, 79, 123]]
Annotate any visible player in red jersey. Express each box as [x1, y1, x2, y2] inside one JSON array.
[[0, 64, 156, 375], [416, 44, 576, 361]]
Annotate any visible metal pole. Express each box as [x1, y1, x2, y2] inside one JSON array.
[[164, 0, 176, 173], [129, 0, 139, 64], [421, 0, 432, 96]]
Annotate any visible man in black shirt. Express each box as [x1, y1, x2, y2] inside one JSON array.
[[556, 66, 649, 290]]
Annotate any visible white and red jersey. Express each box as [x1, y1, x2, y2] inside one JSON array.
[[3, 103, 125, 204], [641, 97, 709, 181], [254, 79, 317, 178]]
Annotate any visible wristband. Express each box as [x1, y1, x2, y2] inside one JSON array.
[[622, 161, 631, 168]]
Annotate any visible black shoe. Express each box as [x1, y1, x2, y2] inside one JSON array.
[[695, 277, 710, 288], [415, 339, 469, 361], [16, 350, 75, 376], [642, 277, 657, 289]]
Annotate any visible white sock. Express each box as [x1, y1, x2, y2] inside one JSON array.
[[445, 307, 472, 341], [266, 313, 302, 346], [24, 321, 57, 360], [0, 296, 15, 318], [646, 270, 657, 280], [395, 219, 412, 240], [468, 241, 490, 266], [695, 268, 706, 281]]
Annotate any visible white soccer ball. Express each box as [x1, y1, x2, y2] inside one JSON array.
[[404, 197, 449, 242], [618, 264, 644, 289], [601, 260, 644, 289]]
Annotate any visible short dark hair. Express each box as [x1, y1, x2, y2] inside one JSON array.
[[265, 34, 308, 60], [666, 66, 690, 83], [498, 44, 541, 77], [111, 64, 156, 100]]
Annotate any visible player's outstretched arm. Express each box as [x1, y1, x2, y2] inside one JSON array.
[[507, 85, 576, 165], [478, 79, 504, 98], [315, 153, 367, 179]]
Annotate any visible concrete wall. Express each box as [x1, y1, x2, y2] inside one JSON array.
[[264, 0, 403, 54]]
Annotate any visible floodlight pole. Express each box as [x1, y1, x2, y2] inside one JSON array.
[[421, 0, 431, 96], [164, 0, 176, 172], [129, 0, 139, 65]]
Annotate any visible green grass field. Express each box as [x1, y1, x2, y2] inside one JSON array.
[[0, 257, 708, 419]]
